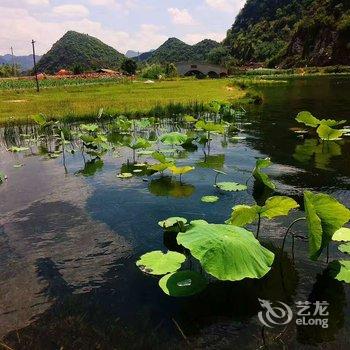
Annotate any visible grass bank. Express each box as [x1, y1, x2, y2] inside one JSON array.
[[0, 79, 247, 124]]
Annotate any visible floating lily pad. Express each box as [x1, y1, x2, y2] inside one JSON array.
[[339, 243, 350, 254], [13, 164, 24, 168], [117, 172, 133, 179], [215, 182, 247, 192], [159, 270, 207, 297], [333, 227, 350, 242], [201, 196, 219, 203], [177, 220, 274, 281], [136, 251, 186, 275]]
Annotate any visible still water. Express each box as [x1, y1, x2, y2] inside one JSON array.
[[0, 76, 349, 349]]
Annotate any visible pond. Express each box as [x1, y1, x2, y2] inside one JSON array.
[[0, 76, 349, 349]]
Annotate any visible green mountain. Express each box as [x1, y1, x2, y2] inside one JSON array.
[[0, 54, 41, 71], [224, 0, 350, 67], [139, 38, 220, 63], [36, 31, 125, 73]]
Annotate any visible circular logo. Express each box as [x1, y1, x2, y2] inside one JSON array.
[[258, 299, 293, 328]]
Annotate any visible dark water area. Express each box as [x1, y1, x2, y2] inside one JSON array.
[[0, 76, 350, 349]]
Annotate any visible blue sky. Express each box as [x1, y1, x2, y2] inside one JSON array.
[[0, 1, 246, 55]]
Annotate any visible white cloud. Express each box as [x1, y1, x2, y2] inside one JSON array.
[[89, 0, 116, 6], [184, 32, 225, 45], [205, 0, 246, 13], [52, 5, 90, 19], [0, 7, 166, 55], [167, 8, 196, 25]]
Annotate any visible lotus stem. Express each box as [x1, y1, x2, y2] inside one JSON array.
[[245, 175, 253, 187], [281, 217, 306, 253], [256, 213, 261, 238]]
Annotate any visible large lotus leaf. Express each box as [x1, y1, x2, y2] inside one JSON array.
[[215, 182, 247, 192], [316, 124, 344, 141], [177, 220, 275, 281], [201, 196, 219, 203], [136, 251, 186, 275], [195, 120, 225, 133], [160, 132, 188, 145], [339, 243, 350, 254], [184, 115, 197, 123], [296, 111, 320, 128], [333, 227, 350, 242], [253, 158, 276, 190], [328, 260, 350, 283], [159, 270, 207, 297], [81, 123, 99, 132], [260, 196, 299, 219], [227, 204, 260, 226], [168, 166, 194, 175], [158, 217, 187, 229], [304, 191, 350, 261], [152, 151, 167, 163]]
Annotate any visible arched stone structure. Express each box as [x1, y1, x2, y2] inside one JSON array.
[[176, 63, 228, 78]]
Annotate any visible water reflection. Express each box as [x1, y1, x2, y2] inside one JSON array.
[[148, 176, 196, 198]]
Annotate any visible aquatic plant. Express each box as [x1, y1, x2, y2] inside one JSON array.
[[252, 158, 276, 190], [215, 182, 247, 192], [227, 196, 299, 237], [158, 217, 187, 232], [201, 195, 219, 203], [0, 171, 6, 184], [159, 132, 188, 146], [128, 137, 151, 163], [168, 165, 194, 183]]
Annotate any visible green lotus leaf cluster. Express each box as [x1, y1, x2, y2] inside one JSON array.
[[81, 123, 99, 132], [304, 191, 350, 261], [215, 182, 247, 192], [159, 270, 207, 297], [129, 137, 151, 150], [201, 195, 219, 203], [295, 111, 346, 141], [253, 158, 276, 190], [111, 115, 132, 132], [177, 220, 275, 281], [136, 251, 186, 275], [227, 196, 299, 226]]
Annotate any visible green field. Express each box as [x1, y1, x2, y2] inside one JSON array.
[[0, 79, 246, 124]]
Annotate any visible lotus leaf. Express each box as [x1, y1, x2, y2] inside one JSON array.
[[215, 182, 247, 192], [333, 227, 350, 242], [304, 191, 350, 261], [317, 124, 344, 141], [129, 138, 151, 150], [295, 111, 320, 128], [33, 114, 47, 126], [184, 115, 197, 123], [227, 196, 299, 226], [149, 162, 173, 173], [253, 158, 276, 190], [339, 243, 350, 254], [328, 260, 350, 283], [319, 119, 346, 127], [158, 217, 187, 229], [160, 132, 188, 145], [195, 120, 225, 133], [136, 251, 186, 275], [159, 270, 207, 297], [177, 220, 275, 281], [201, 196, 219, 203], [81, 124, 99, 132], [168, 166, 194, 175]]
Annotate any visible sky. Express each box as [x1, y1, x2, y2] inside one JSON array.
[[0, 0, 246, 55]]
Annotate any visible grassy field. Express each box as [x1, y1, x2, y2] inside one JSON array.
[[0, 79, 246, 124]]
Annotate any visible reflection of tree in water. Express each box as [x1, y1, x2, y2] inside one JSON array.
[[148, 176, 195, 198], [297, 267, 346, 345]]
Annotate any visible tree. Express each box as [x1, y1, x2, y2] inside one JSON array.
[[121, 58, 137, 75], [164, 63, 178, 78], [207, 46, 231, 66]]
